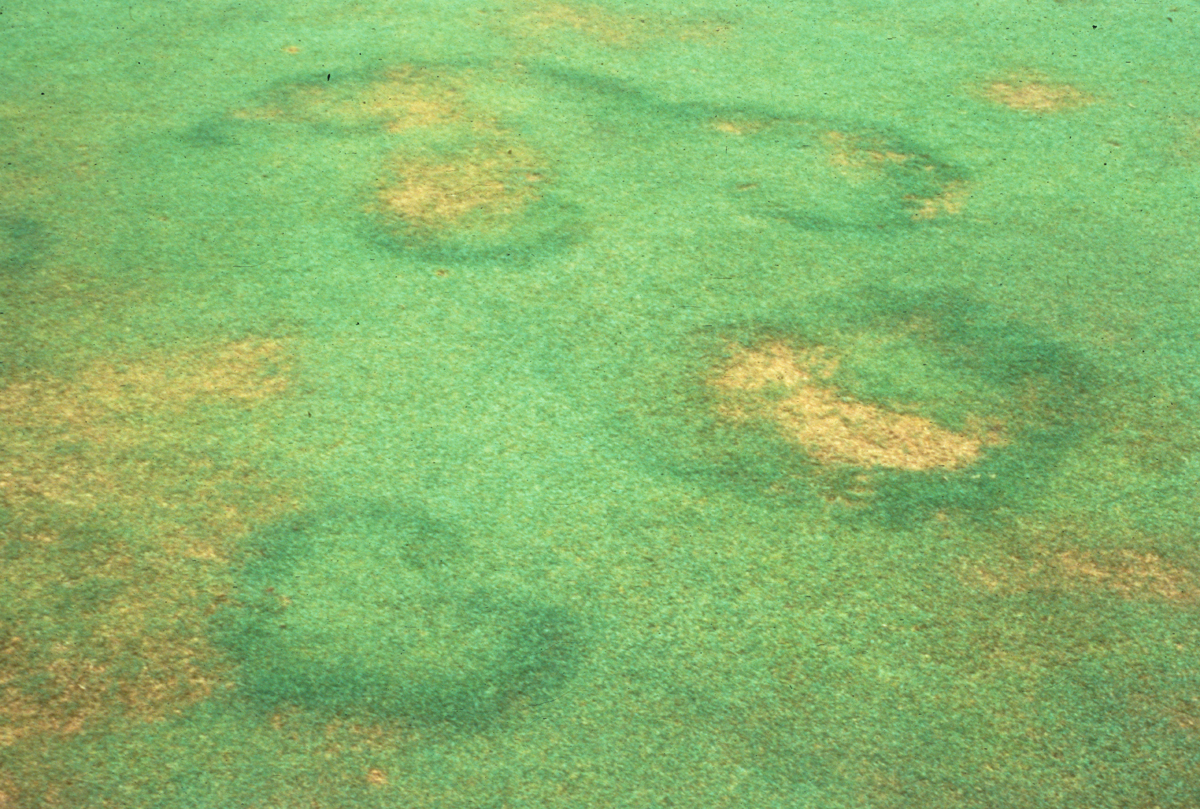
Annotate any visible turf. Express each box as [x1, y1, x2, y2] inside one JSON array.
[[2, 0, 1200, 806]]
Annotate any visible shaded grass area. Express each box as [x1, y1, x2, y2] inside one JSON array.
[[2, 0, 1200, 806], [212, 499, 586, 727]]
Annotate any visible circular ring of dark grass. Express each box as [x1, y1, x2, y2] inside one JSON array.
[[217, 63, 588, 264], [612, 285, 1102, 523], [713, 119, 966, 233], [211, 499, 584, 726]]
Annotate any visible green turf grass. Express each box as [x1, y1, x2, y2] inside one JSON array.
[[2, 0, 1199, 806]]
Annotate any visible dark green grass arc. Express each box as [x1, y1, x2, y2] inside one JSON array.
[[604, 284, 1104, 523], [0, 215, 45, 279], [531, 65, 969, 233], [209, 499, 586, 728]]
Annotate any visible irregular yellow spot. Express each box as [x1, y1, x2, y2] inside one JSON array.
[[377, 145, 545, 231], [983, 76, 1095, 112], [0, 338, 299, 742], [712, 341, 999, 471], [907, 178, 971, 220]]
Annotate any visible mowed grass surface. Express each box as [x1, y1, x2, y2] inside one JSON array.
[[2, 0, 1199, 806]]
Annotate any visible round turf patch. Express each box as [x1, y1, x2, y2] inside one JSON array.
[[229, 64, 585, 262], [612, 285, 1100, 520], [710, 118, 967, 230], [366, 137, 584, 261], [977, 72, 1096, 113], [212, 500, 584, 726]]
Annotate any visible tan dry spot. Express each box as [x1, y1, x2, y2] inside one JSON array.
[[319, 715, 423, 753], [367, 769, 388, 786], [907, 179, 971, 220], [360, 68, 467, 132], [0, 338, 287, 452], [378, 146, 544, 229], [0, 612, 233, 747], [712, 119, 769, 136], [512, 1, 730, 47], [983, 77, 1095, 112], [712, 342, 994, 471], [825, 130, 913, 170], [822, 130, 921, 187], [232, 67, 468, 132], [1056, 549, 1198, 601], [0, 338, 300, 743], [517, 1, 658, 46], [964, 546, 1199, 603], [711, 341, 838, 391]]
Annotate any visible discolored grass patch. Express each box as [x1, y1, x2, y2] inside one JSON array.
[[231, 66, 470, 133], [711, 341, 1003, 471], [0, 338, 289, 516], [227, 65, 580, 259], [610, 286, 1097, 520], [713, 120, 966, 230], [505, 0, 733, 48], [906, 178, 971, 220], [710, 118, 770, 137], [519, 0, 648, 45], [980, 73, 1096, 112], [0, 338, 300, 745], [376, 144, 547, 231], [823, 130, 971, 222], [965, 545, 1199, 603], [368, 134, 584, 259], [824, 130, 915, 174]]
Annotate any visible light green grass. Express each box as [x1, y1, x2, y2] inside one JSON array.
[[3, 0, 1200, 806]]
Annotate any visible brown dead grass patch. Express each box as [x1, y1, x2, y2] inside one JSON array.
[[521, 1, 640, 44], [0, 338, 301, 744], [711, 118, 769, 136], [232, 66, 470, 132], [508, 1, 731, 47], [964, 546, 1200, 603], [906, 178, 971, 221], [378, 145, 546, 230], [724, 125, 966, 221], [982, 75, 1095, 112], [824, 130, 915, 179], [711, 341, 999, 471], [0, 621, 231, 747], [0, 338, 286, 457], [825, 130, 969, 218]]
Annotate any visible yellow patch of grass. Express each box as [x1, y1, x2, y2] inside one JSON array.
[[965, 546, 1199, 603], [0, 338, 302, 743], [376, 144, 546, 231], [906, 178, 971, 220], [981, 74, 1095, 112], [711, 341, 1001, 471], [506, 0, 732, 47], [232, 66, 469, 132]]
